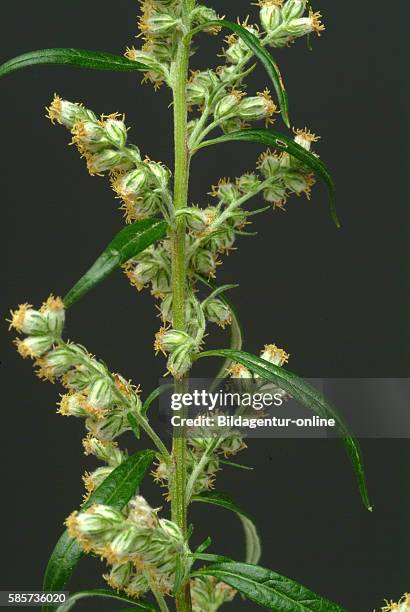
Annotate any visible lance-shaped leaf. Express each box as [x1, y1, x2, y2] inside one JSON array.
[[63, 218, 167, 308], [193, 490, 261, 565], [192, 561, 346, 611], [189, 20, 290, 127], [196, 349, 371, 511], [194, 129, 339, 227], [55, 589, 155, 612], [195, 274, 243, 381], [42, 450, 155, 612], [0, 48, 148, 78]]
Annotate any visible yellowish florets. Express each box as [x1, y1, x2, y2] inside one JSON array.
[[45, 94, 63, 124], [7, 303, 32, 331], [309, 9, 325, 36], [40, 294, 65, 313], [262, 343, 290, 366], [381, 593, 410, 611]]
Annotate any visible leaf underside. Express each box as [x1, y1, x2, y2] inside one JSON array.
[[197, 349, 371, 511], [42, 450, 155, 612], [0, 48, 148, 78]]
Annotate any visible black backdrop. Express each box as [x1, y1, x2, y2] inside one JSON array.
[[0, 1, 409, 611]]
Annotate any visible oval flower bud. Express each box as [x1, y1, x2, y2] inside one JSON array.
[[58, 392, 88, 417], [237, 89, 277, 124], [210, 178, 241, 204], [187, 70, 218, 106], [282, 0, 307, 22], [263, 181, 286, 204], [37, 347, 75, 379], [204, 299, 232, 328], [283, 172, 309, 194], [112, 167, 149, 204], [260, 0, 283, 32], [154, 328, 193, 355], [87, 378, 114, 413], [71, 119, 109, 154], [237, 173, 262, 194], [146, 160, 171, 189], [257, 149, 281, 178], [14, 335, 54, 359], [83, 435, 124, 466], [191, 249, 219, 277], [214, 90, 244, 120], [66, 505, 124, 540], [104, 116, 128, 149], [40, 295, 65, 336], [86, 149, 132, 176], [141, 11, 179, 36], [104, 562, 133, 591], [293, 127, 320, 151], [8, 303, 48, 335], [286, 10, 325, 37], [46, 94, 87, 129]]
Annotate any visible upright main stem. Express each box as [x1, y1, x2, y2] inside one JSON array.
[[170, 25, 192, 612]]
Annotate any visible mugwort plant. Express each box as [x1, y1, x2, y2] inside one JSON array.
[[3, 1, 375, 610]]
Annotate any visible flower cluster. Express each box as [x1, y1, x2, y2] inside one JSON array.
[[125, 1, 220, 89], [67, 495, 191, 597], [190, 576, 236, 612], [46, 94, 172, 222], [258, 0, 325, 47], [9, 296, 142, 498]]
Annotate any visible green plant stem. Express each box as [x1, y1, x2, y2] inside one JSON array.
[[170, 24, 193, 612]]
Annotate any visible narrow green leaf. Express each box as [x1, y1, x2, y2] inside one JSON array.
[[128, 412, 141, 440], [0, 48, 148, 78], [63, 219, 167, 308], [195, 129, 339, 227], [195, 274, 243, 380], [219, 459, 253, 471], [55, 589, 155, 612], [193, 491, 261, 564], [142, 384, 175, 417], [195, 536, 212, 555], [197, 349, 371, 511], [42, 450, 155, 612], [189, 20, 290, 127], [193, 562, 346, 611]]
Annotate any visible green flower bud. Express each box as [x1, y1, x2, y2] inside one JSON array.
[[260, 0, 283, 32], [282, 0, 306, 21], [8, 303, 48, 335], [191, 6, 220, 26], [108, 527, 147, 563], [237, 90, 277, 123], [112, 167, 149, 205], [221, 116, 244, 134], [155, 328, 194, 354], [46, 94, 88, 129], [286, 11, 324, 37], [67, 505, 124, 540], [143, 12, 179, 35], [104, 116, 127, 149], [40, 295, 65, 336], [86, 409, 131, 441], [62, 364, 92, 391], [211, 179, 241, 204], [87, 378, 114, 410], [263, 181, 286, 203], [257, 150, 281, 178], [104, 562, 133, 591], [58, 392, 88, 418], [146, 160, 171, 189], [124, 572, 150, 597], [37, 347, 75, 379], [220, 433, 246, 457], [14, 335, 54, 359], [204, 298, 232, 328], [283, 172, 308, 193], [237, 173, 262, 193], [191, 249, 219, 276], [187, 70, 219, 106], [83, 466, 114, 496], [166, 340, 196, 379], [214, 91, 243, 120], [83, 435, 125, 466], [71, 119, 109, 154], [86, 149, 132, 176]]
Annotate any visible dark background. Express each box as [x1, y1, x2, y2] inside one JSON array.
[[0, 1, 409, 611]]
